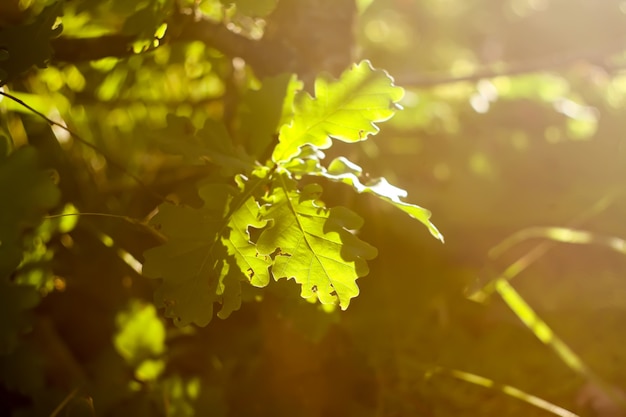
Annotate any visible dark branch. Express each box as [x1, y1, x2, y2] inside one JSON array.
[[173, 18, 293, 77], [52, 34, 137, 62], [51, 14, 291, 77]]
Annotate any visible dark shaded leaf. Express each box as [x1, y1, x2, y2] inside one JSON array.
[[0, 2, 63, 85]]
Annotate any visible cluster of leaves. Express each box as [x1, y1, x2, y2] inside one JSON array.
[[0, 0, 440, 329], [143, 60, 442, 326]]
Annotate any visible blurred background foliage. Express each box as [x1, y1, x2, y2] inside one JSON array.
[[2, 0, 626, 415]]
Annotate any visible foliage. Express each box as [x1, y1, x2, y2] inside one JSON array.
[[141, 59, 433, 326], [2, 0, 626, 416], [0, 146, 60, 354], [0, 2, 63, 85]]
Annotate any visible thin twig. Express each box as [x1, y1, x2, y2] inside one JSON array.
[[396, 38, 626, 87], [49, 387, 79, 417]]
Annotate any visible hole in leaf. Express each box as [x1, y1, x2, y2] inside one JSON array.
[[249, 226, 262, 242], [254, 252, 269, 261], [268, 247, 290, 260]]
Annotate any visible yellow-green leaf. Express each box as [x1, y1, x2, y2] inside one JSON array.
[[257, 176, 377, 310], [272, 60, 404, 163]]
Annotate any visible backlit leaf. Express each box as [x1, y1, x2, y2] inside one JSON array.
[[322, 157, 444, 242], [222, 194, 271, 288], [257, 175, 377, 310], [272, 60, 404, 163]]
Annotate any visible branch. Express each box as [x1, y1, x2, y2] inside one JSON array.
[[50, 7, 626, 88], [174, 17, 293, 76], [51, 34, 137, 62], [51, 13, 291, 77], [395, 39, 626, 87]]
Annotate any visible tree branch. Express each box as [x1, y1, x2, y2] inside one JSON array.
[[50, 8, 626, 88], [51, 34, 137, 62], [51, 14, 291, 77], [395, 39, 626, 87]]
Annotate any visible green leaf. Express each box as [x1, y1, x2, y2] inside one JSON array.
[[238, 73, 293, 159], [196, 120, 255, 174], [256, 176, 377, 310], [0, 146, 60, 277], [0, 1, 63, 85], [150, 114, 198, 161], [279, 145, 325, 177], [114, 300, 166, 367], [142, 184, 241, 327], [143, 174, 272, 326], [151, 115, 254, 175], [215, 263, 244, 320], [222, 193, 272, 288], [322, 157, 444, 242], [272, 60, 404, 163]]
